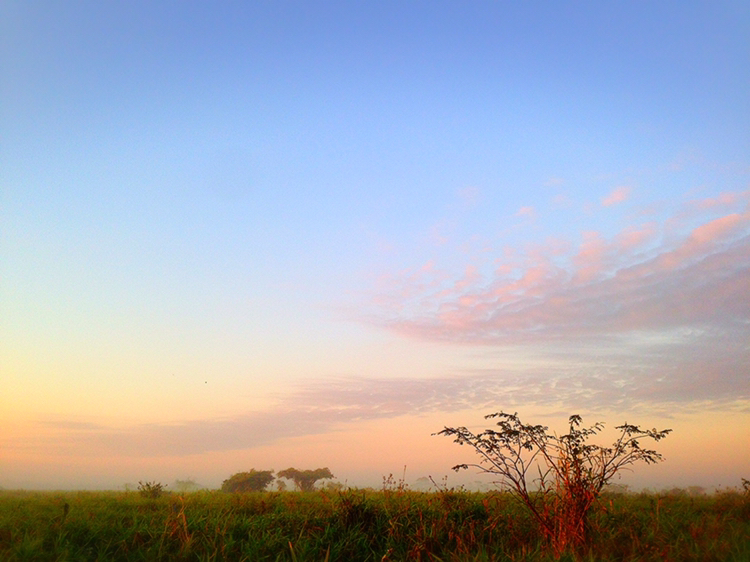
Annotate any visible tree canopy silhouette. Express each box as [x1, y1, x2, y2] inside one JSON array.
[[221, 470, 275, 493], [277, 468, 334, 491]]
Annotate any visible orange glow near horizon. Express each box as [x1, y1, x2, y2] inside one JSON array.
[[2, 405, 748, 491]]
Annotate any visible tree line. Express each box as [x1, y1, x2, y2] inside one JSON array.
[[221, 468, 335, 493]]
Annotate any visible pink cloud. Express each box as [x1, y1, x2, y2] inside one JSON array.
[[494, 263, 515, 276], [366, 195, 750, 346], [574, 231, 606, 262], [616, 223, 658, 252], [572, 231, 609, 283], [455, 264, 480, 289], [527, 237, 572, 259], [440, 265, 481, 296], [687, 213, 748, 246], [692, 192, 745, 210], [515, 206, 536, 218], [420, 260, 435, 273], [668, 190, 750, 227], [601, 186, 631, 206], [655, 212, 750, 272]]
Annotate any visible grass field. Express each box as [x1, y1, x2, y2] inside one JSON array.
[[1, 486, 748, 561]]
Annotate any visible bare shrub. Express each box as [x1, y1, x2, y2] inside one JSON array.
[[437, 412, 671, 554], [138, 481, 166, 499]]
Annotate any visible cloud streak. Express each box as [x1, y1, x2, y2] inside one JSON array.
[[16, 325, 748, 459], [515, 205, 536, 218], [14, 376, 496, 458], [601, 186, 631, 206]]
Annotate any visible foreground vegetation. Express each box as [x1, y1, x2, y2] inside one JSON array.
[[1, 486, 748, 561]]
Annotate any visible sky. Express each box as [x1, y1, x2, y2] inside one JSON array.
[[1, 1, 749, 491]]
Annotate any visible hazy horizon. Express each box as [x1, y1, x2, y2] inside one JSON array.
[[2, 1, 748, 492]]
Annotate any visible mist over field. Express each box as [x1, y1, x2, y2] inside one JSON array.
[[2, 1, 748, 493]]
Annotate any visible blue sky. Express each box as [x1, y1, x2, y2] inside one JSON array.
[[2, 1, 749, 490]]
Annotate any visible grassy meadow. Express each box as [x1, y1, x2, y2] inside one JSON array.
[[1, 484, 749, 562]]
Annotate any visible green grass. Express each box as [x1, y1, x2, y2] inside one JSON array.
[[0, 488, 748, 561]]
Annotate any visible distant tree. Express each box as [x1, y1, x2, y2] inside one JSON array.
[[665, 487, 687, 497], [221, 470, 275, 493], [323, 480, 344, 492], [602, 483, 630, 496], [277, 468, 334, 491], [413, 477, 431, 491], [172, 479, 202, 493]]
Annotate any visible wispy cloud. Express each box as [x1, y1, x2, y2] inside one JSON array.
[[515, 205, 536, 218], [12, 375, 508, 457], [601, 186, 631, 206], [18, 329, 749, 458]]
